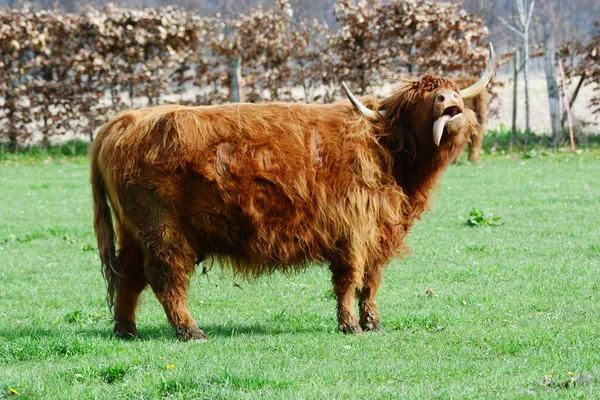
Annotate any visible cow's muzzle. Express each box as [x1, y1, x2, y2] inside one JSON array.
[[432, 90, 464, 146]]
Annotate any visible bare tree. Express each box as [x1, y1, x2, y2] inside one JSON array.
[[542, 19, 560, 145], [510, 48, 519, 148], [500, 0, 535, 146]]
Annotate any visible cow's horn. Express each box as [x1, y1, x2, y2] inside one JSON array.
[[341, 82, 380, 121], [460, 43, 495, 99]]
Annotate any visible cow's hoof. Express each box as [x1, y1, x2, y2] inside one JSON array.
[[361, 321, 384, 332], [114, 322, 141, 339], [175, 326, 209, 342], [339, 324, 363, 334]]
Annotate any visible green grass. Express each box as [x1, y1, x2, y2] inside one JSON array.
[[1, 150, 599, 399]]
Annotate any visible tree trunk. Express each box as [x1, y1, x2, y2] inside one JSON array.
[[6, 91, 19, 152], [523, 32, 531, 148], [129, 81, 135, 107], [543, 21, 561, 145], [229, 56, 244, 103], [511, 49, 519, 149], [42, 115, 49, 156]]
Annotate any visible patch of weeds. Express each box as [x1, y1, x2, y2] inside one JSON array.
[[81, 242, 95, 252], [466, 209, 504, 227], [51, 341, 89, 357], [272, 309, 287, 323], [1, 387, 21, 397], [320, 289, 336, 301], [465, 244, 487, 252], [490, 337, 526, 356], [159, 376, 198, 397], [393, 313, 446, 333], [98, 365, 128, 384], [523, 148, 553, 159], [424, 320, 446, 332], [29, 183, 51, 190], [64, 311, 83, 324], [63, 310, 104, 326], [1, 337, 91, 362], [542, 372, 593, 390], [0, 227, 72, 244], [208, 370, 293, 391], [587, 244, 600, 253]]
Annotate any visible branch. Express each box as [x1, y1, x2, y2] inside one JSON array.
[[524, 0, 535, 30], [499, 16, 525, 39], [516, 0, 525, 27]]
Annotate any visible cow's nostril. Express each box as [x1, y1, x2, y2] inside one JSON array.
[[437, 94, 445, 102]]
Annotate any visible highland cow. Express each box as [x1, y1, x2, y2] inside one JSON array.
[[91, 45, 495, 341]]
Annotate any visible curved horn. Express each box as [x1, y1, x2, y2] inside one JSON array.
[[460, 43, 495, 99], [341, 82, 379, 121]]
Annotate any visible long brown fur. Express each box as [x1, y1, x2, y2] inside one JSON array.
[[91, 74, 478, 340]]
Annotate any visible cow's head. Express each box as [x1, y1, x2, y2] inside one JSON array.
[[343, 44, 495, 153]]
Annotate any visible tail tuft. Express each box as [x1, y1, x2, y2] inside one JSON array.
[[90, 142, 121, 312]]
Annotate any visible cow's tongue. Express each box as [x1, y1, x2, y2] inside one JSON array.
[[432, 113, 463, 146]]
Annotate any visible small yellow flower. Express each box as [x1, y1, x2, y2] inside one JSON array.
[[166, 364, 175, 370], [568, 371, 574, 376], [9, 388, 20, 395]]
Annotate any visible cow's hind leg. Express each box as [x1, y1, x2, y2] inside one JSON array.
[[330, 261, 362, 334], [114, 226, 146, 339], [357, 269, 384, 332], [468, 127, 483, 163], [144, 225, 208, 342]]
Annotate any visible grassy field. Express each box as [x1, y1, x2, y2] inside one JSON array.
[[1, 150, 599, 399]]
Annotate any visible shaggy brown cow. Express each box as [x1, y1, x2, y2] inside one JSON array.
[[91, 45, 495, 341], [452, 76, 490, 163]]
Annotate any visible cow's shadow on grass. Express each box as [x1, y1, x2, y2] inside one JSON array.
[[131, 322, 335, 340], [0, 321, 334, 346]]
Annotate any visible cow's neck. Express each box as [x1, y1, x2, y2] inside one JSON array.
[[391, 144, 454, 224]]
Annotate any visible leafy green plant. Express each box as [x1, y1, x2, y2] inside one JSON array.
[[63, 310, 104, 326], [98, 365, 128, 384], [466, 209, 504, 226]]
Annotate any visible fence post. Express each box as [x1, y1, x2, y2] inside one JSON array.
[[229, 56, 244, 103]]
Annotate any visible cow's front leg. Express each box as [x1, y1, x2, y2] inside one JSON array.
[[330, 262, 362, 334], [357, 270, 384, 332]]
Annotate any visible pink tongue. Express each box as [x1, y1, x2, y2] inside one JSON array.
[[432, 113, 463, 146]]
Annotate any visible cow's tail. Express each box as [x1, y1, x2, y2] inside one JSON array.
[[90, 130, 122, 313]]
